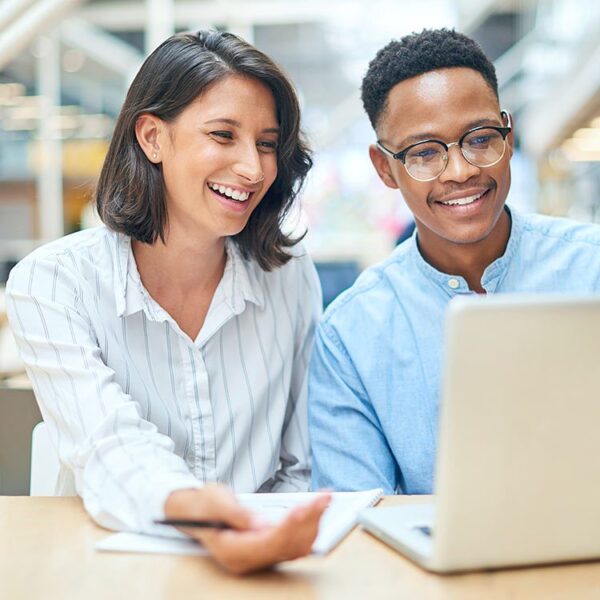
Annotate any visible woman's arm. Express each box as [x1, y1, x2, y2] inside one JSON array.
[[7, 252, 331, 573], [6, 254, 202, 532]]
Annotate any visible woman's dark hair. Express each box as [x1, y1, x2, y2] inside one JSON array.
[[362, 28, 499, 130], [96, 30, 312, 270]]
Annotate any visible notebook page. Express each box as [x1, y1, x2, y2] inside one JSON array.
[[238, 488, 384, 554]]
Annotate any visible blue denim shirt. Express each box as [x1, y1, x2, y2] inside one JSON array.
[[309, 207, 600, 494]]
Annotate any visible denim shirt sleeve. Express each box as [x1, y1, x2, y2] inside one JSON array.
[[308, 319, 398, 493]]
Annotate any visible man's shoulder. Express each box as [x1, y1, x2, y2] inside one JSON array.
[[320, 242, 414, 330], [518, 210, 600, 248]]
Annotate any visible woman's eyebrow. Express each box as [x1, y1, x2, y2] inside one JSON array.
[[204, 117, 241, 127]]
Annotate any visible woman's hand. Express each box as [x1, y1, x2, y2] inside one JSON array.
[[164, 484, 331, 574]]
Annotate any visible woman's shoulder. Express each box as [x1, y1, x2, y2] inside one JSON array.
[[7, 226, 120, 290], [235, 239, 319, 302], [257, 241, 315, 281], [16, 226, 115, 265]]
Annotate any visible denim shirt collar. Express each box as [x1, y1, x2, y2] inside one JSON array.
[[409, 205, 522, 296]]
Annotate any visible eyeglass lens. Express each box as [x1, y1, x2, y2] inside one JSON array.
[[404, 127, 506, 181]]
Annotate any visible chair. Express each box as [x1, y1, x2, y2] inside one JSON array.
[[0, 385, 42, 495], [30, 421, 60, 496], [314, 261, 360, 308]]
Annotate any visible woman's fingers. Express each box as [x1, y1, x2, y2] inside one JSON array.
[[196, 493, 331, 574], [276, 493, 331, 558], [164, 485, 256, 531], [200, 485, 257, 530], [168, 488, 332, 574]]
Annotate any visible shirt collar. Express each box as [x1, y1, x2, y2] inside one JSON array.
[[409, 205, 521, 295], [114, 232, 152, 319], [113, 233, 265, 319], [221, 238, 265, 314]]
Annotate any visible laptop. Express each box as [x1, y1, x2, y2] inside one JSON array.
[[359, 295, 600, 573]]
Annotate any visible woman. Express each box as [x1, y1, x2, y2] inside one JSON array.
[[6, 30, 328, 573]]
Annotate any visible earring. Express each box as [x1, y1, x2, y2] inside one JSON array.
[[152, 152, 158, 160]]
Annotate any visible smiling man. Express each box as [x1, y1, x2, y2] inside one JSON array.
[[308, 29, 600, 494]]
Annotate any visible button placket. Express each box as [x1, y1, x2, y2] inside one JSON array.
[[180, 337, 211, 483]]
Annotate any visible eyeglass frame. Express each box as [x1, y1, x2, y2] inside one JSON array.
[[376, 110, 512, 182]]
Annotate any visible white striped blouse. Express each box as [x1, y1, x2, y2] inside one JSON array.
[[6, 226, 321, 533]]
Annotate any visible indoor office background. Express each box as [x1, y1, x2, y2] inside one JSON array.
[[0, 0, 600, 482]]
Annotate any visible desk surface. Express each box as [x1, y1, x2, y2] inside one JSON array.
[[1, 496, 598, 600]]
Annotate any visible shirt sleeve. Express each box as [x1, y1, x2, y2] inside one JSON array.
[[270, 253, 322, 492], [308, 317, 399, 493], [5, 255, 202, 533]]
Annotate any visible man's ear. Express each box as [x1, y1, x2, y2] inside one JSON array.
[[135, 113, 164, 163], [369, 144, 399, 189], [505, 111, 515, 159]]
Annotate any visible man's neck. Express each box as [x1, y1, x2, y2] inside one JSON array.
[[416, 209, 511, 293]]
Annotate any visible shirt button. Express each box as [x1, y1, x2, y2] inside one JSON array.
[[448, 278, 460, 289]]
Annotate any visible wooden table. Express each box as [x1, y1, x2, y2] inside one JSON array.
[[1, 496, 599, 599]]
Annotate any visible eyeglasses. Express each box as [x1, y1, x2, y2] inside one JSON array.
[[376, 111, 512, 182]]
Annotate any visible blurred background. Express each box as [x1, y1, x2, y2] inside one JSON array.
[[1, 0, 600, 317]]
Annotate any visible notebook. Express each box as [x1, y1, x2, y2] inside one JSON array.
[[96, 488, 383, 556]]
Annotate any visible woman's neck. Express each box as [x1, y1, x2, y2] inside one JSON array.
[[131, 230, 227, 297]]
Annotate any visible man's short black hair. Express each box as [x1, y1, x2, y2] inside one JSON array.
[[361, 28, 499, 130]]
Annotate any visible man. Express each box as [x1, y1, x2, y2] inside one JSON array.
[[309, 29, 600, 494]]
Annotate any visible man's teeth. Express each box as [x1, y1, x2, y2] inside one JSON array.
[[208, 183, 250, 202], [440, 192, 485, 206]]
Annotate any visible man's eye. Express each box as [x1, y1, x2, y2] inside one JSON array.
[[469, 135, 493, 146], [409, 146, 440, 161]]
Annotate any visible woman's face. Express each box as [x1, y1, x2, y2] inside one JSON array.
[[158, 74, 279, 242]]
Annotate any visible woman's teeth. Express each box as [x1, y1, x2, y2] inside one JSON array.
[[208, 182, 250, 202], [440, 191, 485, 206]]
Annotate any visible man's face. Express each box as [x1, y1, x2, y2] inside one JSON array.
[[369, 67, 513, 255]]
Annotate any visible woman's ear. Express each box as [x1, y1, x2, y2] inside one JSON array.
[[369, 144, 399, 189], [135, 114, 163, 163]]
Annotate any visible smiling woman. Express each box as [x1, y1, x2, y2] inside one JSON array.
[[5, 30, 329, 575], [134, 74, 280, 252], [97, 30, 311, 271]]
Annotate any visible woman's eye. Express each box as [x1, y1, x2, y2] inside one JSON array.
[[210, 131, 233, 141], [257, 140, 278, 153]]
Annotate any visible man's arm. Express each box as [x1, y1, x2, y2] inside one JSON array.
[[308, 319, 399, 493]]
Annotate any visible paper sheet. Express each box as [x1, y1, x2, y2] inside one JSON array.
[[95, 488, 383, 556], [95, 531, 208, 556]]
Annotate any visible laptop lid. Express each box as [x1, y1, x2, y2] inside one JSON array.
[[432, 295, 600, 571]]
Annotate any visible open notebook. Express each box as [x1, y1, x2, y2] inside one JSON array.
[[96, 488, 383, 556]]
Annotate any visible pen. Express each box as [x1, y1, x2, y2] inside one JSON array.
[[154, 519, 231, 529]]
